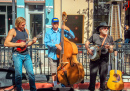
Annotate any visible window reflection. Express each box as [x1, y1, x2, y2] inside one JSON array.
[[0, 37, 5, 44], [94, 0, 110, 33], [0, 6, 6, 12], [7, 6, 12, 31], [0, 15, 5, 35], [30, 14, 43, 44], [29, 5, 43, 11]]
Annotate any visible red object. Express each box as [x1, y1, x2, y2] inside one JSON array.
[[1, 82, 130, 90], [125, 1, 130, 11], [15, 39, 27, 52]]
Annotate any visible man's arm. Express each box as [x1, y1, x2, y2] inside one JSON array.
[[4, 29, 26, 47], [85, 40, 93, 55], [85, 40, 90, 50], [62, 25, 75, 39], [26, 29, 37, 46]]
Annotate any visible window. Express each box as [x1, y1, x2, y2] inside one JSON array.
[[29, 5, 44, 11], [0, 6, 6, 12], [93, 0, 110, 33]]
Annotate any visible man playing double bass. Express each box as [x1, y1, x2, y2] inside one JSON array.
[[44, 18, 75, 87], [85, 21, 114, 91]]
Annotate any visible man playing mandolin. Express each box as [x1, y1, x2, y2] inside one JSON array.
[[85, 21, 114, 91], [4, 17, 37, 91], [44, 17, 75, 87]]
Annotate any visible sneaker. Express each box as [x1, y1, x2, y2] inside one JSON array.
[[53, 83, 62, 88], [61, 84, 66, 87]]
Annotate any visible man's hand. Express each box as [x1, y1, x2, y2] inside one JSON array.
[[105, 43, 110, 49], [33, 37, 37, 43], [55, 44, 62, 51], [61, 25, 70, 31], [87, 49, 93, 55], [19, 42, 26, 47]]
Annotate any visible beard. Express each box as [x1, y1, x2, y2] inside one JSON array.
[[20, 27, 24, 31], [101, 30, 109, 35]]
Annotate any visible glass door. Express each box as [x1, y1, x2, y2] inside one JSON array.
[[0, 14, 6, 44], [30, 14, 43, 44]]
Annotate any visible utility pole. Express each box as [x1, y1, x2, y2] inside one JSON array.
[[12, 0, 15, 28]]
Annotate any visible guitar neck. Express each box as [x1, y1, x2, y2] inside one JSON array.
[[26, 39, 33, 44], [26, 32, 43, 44], [114, 51, 118, 74]]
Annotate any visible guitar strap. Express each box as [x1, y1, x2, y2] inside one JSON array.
[[101, 34, 107, 47]]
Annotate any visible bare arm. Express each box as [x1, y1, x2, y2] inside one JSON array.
[[85, 40, 93, 55], [61, 25, 70, 31], [4, 29, 26, 47], [85, 40, 90, 50]]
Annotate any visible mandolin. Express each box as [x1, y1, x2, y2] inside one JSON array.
[[107, 51, 124, 90], [15, 32, 43, 52]]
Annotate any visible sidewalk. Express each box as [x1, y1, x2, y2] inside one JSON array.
[[1, 81, 130, 91]]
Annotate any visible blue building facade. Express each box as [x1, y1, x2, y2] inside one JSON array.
[[0, 0, 54, 44]]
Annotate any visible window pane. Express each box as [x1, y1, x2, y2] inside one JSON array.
[[93, 0, 110, 33], [0, 37, 5, 44], [30, 14, 43, 44], [0, 6, 6, 12], [7, 6, 12, 31], [29, 5, 43, 11], [0, 15, 5, 35]]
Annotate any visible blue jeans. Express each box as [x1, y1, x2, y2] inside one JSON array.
[[12, 53, 36, 91], [125, 38, 130, 43]]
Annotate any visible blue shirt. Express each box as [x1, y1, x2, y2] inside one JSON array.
[[44, 28, 75, 60]]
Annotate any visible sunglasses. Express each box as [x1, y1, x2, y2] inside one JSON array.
[[102, 27, 109, 29]]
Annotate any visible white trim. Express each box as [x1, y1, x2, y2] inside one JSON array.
[[29, 12, 44, 14], [46, 25, 52, 28], [17, 5, 25, 8], [46, 6, 53, 9]]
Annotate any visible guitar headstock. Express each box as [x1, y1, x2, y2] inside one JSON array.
[[36, 32, 43, 39]]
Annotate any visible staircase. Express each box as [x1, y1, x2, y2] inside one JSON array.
[[108, 2, 122, 41]]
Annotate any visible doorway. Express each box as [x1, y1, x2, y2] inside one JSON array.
[[30, 14, 43, 44]]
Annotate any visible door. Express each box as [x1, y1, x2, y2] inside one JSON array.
[[30, 14, 43, 44]]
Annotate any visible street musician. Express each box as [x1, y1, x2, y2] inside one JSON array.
[[85, 21, 114, 91]]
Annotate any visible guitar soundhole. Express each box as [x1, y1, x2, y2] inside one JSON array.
[[113, 74, 120, 82]]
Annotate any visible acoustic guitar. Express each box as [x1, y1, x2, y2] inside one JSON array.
[[107, 51, 124, 90], [15, 32, 43, 52]]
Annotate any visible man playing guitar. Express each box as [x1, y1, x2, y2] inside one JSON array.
[[85, 21, 114, 91], [4, 17, 37, 91]]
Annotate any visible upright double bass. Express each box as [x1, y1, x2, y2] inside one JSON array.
[[57, 12, 85, 86]]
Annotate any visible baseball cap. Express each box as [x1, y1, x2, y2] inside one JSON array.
[[52, 18, 59, 23]]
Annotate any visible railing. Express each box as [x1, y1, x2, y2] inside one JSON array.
[[0, 43, 130, 78]]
